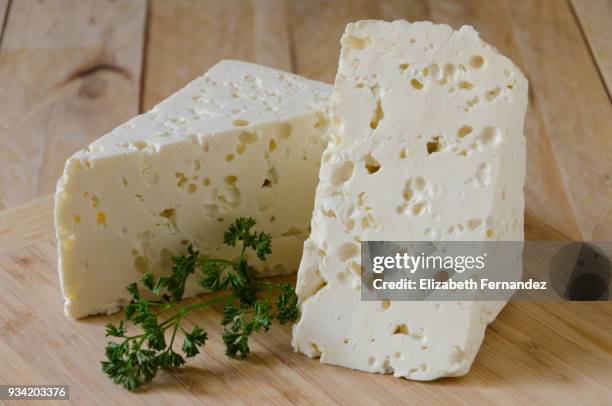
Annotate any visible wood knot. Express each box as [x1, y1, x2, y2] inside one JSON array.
[[78, 76, 107, 99]]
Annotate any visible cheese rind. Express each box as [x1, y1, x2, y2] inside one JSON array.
[[55, 60, 331, 318], [292, 21, 527, 380]]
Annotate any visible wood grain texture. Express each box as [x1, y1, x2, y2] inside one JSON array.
[[426, 0, 584, 240], [0, 0, 146, 210], [291, 0, 430, 83], [0, 195, 54, 255], [505, 0, 612, 240], [143, 0, 291, 111], [0, 0, 8, 39], [571, 0, 612, 95], [0, 219, 610, 404]]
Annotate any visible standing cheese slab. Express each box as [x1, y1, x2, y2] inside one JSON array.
[[293, 21, 527, 379], [55, 60, 331, 318]]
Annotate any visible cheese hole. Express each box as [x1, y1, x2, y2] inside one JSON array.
[[321, 209, 336, 218], [233, 119, 250, 127], [393, 324, 409, 335], [337, 242, 359, 262], [369, 98, 384, 129], [479, 126, 501, 147], [346, 35, 372, 49], [399, 63, 410, 72], [96, 211, 107, 225], [380, 299, 391, 310], [457, 125, 473, 138], [132, 141, 147, 150], [411, 79, 423, 89], [122, 178, 128, 187], [330, 161, 355, 186], [486, 228, 494, 239], [187, 184, 197, 194], [261, 167, 278, 188], [134, 256, 149, 274], [159, 209, 175, 220], [411, 203, 427, 216], [119, 226, 128, 235], [467, 219, 482, 230], [399, 148, 408, 159], [485, 86, 501, 102], [236, 144, 246, 154], [269, 138, 277, 151], [91, 195, 101, 208], [470, 55, 485, 69], [73, 214, 81, 224], [361, 216, 372, 229], [144, 171, 159, 186], [363, 154, 381, 174], [203, 178, 211, 186], [367, 357, 376, 366], [296, 267, 327, 300], [278, 123, 292, 140], [459, 81, 474, 90], [414, 177, 426, 191], [394, 351, 403, 359], [345, 218, 356, 232], [175, 172, 188, 187], [238, 131, 258, 144], [349, 261, 362, 277], [337, 271, 355, 286], [225, 154, 234, 162], [427, 136, 443, 154]]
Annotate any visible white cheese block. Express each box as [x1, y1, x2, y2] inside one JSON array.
[[55, 60, 331, 318], [292, 21, 527, 380]]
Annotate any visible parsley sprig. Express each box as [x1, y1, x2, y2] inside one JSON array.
[[101, 217, 298, 391]]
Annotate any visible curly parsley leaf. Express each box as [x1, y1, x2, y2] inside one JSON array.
[[101, 217, 298, 391]]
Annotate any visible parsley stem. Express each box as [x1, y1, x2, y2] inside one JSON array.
[[183, 293, 236, 313]]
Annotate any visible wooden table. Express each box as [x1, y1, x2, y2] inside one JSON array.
[[0, 1, 611, 404]]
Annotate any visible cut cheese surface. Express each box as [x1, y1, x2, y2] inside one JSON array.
[[292, 21, 528, 380], [55, 60, 331, 318]]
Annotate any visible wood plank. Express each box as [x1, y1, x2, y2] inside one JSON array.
[[0, 0, 146, 211], [0, 0, 8, 40], [0, 195, 54, 255], [143, 0, 291, 111], [291, 0, 430, 83], [426, 0, 584, 240], [570, 0, 612, 96], [0, 237, 609, 404], [504, 0, 612, 239]]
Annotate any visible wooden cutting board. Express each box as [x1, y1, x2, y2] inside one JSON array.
[[0, 195, 611, 405]]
